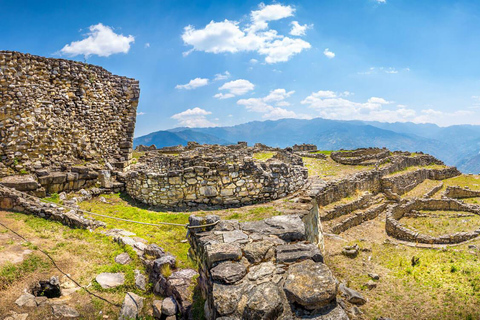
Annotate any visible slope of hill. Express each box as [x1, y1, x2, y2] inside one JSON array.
[[133, 129, 231, 148]]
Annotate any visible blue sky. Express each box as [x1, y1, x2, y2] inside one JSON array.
[[2, 0, 480, 137]]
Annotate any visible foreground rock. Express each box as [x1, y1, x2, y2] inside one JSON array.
[[51, 305, 80, 318], [119, 292, 144, 320], [95, 272, 125, 289]]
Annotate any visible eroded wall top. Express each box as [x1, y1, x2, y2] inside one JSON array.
[[0, 51, 139, 176]]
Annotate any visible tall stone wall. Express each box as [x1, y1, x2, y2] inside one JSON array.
[[0, 51, 140, 176]]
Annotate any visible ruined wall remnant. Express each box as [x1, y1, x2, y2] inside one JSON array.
[[331, 148, 391, 165], [0, 51, 140, 176]]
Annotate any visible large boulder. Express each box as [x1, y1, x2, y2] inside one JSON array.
[[119, 292, 144, 320], [243, 283, 284, 319], [211, 261, 247, 284]]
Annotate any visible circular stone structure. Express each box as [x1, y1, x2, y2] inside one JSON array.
[[125, 146, 308, 209], [331, 148, 391, 165], [386, 198, 480, 244]]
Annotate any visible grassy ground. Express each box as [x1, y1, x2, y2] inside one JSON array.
[[402, 179, 443, 199], [400, 210, 480, 236], [253, 152, 275, 161], [303, 157, 374, 180], [0, 210, 153, 319], [384, 164, 448, 178]]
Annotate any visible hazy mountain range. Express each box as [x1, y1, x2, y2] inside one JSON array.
[[134, 118, 480, 174]]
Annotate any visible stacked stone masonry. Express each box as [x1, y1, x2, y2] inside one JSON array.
[[188, 215, 348, 320], [0, 51, 140, 177]]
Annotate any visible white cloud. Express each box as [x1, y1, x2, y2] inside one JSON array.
[[214, 71, 231, 81], [323, 48, 335, 59], [175, 78, 209, 90], [181, 3, 311, 63], [301, 90, 476, 125], [171, 107, 217, 127], [236, 88, 309, 120], [60, 23, 134, 57], [358, 67, 405, 75], [137, 112, 145, 116], [376, 0, 386, 3], [249, 58, 259, 64], [290, 21, 312, 36], [144, 43, 150, 48], [214, 79, 254, 99]]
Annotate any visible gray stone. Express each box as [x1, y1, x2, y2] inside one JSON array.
[[51, 305, 80, 318], [162, 297, 178, 316], [153, 255, 176, 273], [241, 215, 306, 242], [95, 272, 125, 289], [3, 312, 28, 320], [145, 243, 165, 258], [247, 261, 276, 281], [275, 243, 323, 263], [339, 283, 367, 305], [206, 243, 242, 267], [152, 300, 162, 319], [211, 261, 247, 284], [283, 260, 338, 310], [368, 273, 380, 280], [243, 240, 276, 263], [342, 244, 359, 258], [119, 292, 145, 320], [222, 230, 249, 243], [212, 283, 244, 316], [15, 293, 36, 307], [115, 252, 131, 265], [365, 280, 377, 289], [243, 283, 284, 320], [134, 269, 146, 291]]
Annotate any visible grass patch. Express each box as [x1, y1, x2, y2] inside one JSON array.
[[253, 152, 275, 161], [302, 157, 373, 180], [225, 206, 282, 221], [0, 254, 50, 289], [401, 210, 480, 236]]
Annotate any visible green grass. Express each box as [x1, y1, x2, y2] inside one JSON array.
[[77, 193, 195, 269], [0, 254, 50, 289], [401, 210, 480, 236], [385, 164, 448, 178], [253, 152, 275, 161], [225, 206, 282, 221], [302, 157, 373, 180]]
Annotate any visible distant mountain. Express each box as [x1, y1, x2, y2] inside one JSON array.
[[134, 118, 480, 173], [133, 129, 231, 148]]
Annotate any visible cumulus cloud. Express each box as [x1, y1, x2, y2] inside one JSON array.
[[323, 48, 335, 59], [214, 79, 254, 99], [60, 23, 134, 57], [171, 107, 217, 127], [137, 112, 145, 116], [290, 21, 312, 36], [181, 3, 311, 63], [214, 71, 231, 81], [175, 78, 209, 90], [301, 90, 475, 124], [376, 0, 386, 3], [237, 88, 309, 120]]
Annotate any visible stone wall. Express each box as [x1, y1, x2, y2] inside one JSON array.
[[292, 143, 317, 152], [0, 51, 140, 177], [187, 215, 348, 320], [125, 157, 308, 209], [385, 199, 480, 244], [331, 148, 390, 165], [0, 185, 103, 229], [444, 186, 480, 199]]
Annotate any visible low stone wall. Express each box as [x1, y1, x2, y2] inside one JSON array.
[[126, 158, 307, 208], [295, 152, 327, 160], [444, 186, 480, 199], [423, 182, 444, 198], [381, 167, 460, 195], [331, 148, 390, 165], [330, 202, 387, 234], [320, 192, 373, 221], [272, 150, 303, 166], [386, 199, 480, 244], [292, 143, 317, 152], [187, 215, 348, 320], [0, 185, 103, 229]]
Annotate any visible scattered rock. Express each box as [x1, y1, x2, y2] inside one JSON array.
[[368, 273, 380, 280], [115, 252, 131, 265], [284, 259, 338, 310], [95, 273, 125, 289], [342, 244, 359, 258], [152, 300, 162, 319], [365, 280, 377, 290], [15, 293, 36, 307], [339, 283, 367, 305], [119, 292, 145, 320], [134, 269, 147, 291], [51, 305, 80, 318], [162, 297, 178, 316], [3, 311, 28, 320]]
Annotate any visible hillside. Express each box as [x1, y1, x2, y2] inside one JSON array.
[[135, 118, 480, 173]]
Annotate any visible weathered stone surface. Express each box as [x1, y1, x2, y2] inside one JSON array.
[[247, 261, 276, 281], [115, 252, 132, 265], [222, 230, 249, 243], [275, 243, 323, 263], [3, 312, 28, 320], [162, 297, 178, 316], [153, 255, 177, 272], [284, 260, 338, 310], [243, 283, 284, 320], [206, 243, 242, 267], [95, 273, 125, 289], [211, 261, 247, 284], [51, 305, 80, 318], [119, 292, 144, 320], [15, 293, 36, 307], [134, 269, 146, 291], [152, 300, 163, 319], [242, 215, 306, 241], [339, 283, 367, 305], [145, 243, 165, 258], [212, 283, 244, 316], [243, 240, 276, 263]]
